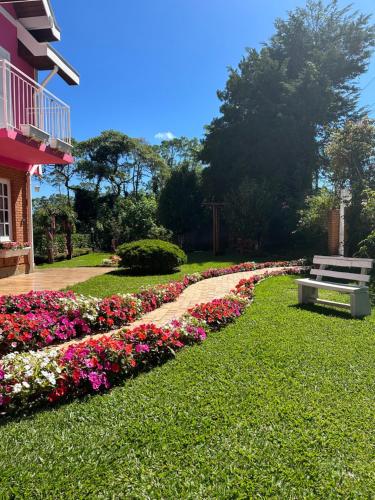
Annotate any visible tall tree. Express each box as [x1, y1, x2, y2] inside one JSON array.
[[201, 0, 375, 249], [324, 118, 375, 250], [74, 130, 168, 198], [158, 165, 205, 246], [155, 137, 203, 170]]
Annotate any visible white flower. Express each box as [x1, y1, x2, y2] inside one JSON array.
[[13, 383, 23, 394]]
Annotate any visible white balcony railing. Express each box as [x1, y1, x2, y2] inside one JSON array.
[[0, 59, 71, 146]]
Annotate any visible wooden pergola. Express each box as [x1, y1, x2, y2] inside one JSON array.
[[203, 202, 226, 256]]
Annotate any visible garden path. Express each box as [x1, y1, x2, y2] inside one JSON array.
[[57, 266, 288, 350], [129, 267, 286, 328], [0, 267, 112, 295]]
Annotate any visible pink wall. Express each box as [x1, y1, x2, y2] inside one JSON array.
[[0, 9, 35, 79]]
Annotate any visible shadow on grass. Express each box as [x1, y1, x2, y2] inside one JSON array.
[[289, 303, 365, 320]]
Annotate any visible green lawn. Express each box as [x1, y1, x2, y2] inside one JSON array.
[[37, 252, 111, 269], [1, 275, 375, 497], [69, 251, 255, 297]]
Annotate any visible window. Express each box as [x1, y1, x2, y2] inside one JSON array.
[[0, 179, 12, 241]]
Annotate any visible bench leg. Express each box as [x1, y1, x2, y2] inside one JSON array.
[[350, 291, 371, 318], [298, 285, 318, 305]]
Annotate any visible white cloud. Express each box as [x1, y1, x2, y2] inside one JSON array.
[[154, 131, 175, 141]]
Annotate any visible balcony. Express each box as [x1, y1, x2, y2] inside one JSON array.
[[0, 59, 73, 167]]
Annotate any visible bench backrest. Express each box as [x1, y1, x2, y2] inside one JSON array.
[[311, 255, 374, 287]]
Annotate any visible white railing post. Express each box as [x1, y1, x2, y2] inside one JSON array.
[[1, 60, 8, 128]]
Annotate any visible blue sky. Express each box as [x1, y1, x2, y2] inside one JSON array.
[[36, 0, 375, 195]]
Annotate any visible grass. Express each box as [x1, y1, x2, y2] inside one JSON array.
[[69, 251, 255, 297], [36, 252, 111, 269], [1, 275, 375, 497]]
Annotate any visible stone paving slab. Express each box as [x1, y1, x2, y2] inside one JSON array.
[[0, 267, 112, 295]]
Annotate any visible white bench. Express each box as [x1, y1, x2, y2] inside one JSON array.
[[296, 255, 373, 318]]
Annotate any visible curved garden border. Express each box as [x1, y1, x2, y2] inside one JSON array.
[[0, 266, 306, 415], [0, 260, 305, 356]]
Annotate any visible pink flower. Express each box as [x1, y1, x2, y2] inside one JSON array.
[[135, 344, 150, 354]]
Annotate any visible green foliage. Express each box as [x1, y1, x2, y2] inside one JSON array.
[[155, 136, 203, 170], [116, 239, 187, 274], [356, 231, 375, 259], [74, 130, 168, 197], [34, 233, 91, 260], [224, 178, 275, 249], [74, 191, 170, 250], [201, 1, 375, 248], [324, 119, 375, 252], [325, 119, 375, 191], [298, 189, 338, 231], [33, 195, 78, 262], [361, 188, 375, 226], [158, 165, 205, 238], [1, 276, 375, 497]]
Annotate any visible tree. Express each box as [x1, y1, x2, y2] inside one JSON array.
[[33, 195, 77, 262], [324, 118, 375, 251], [158, 165, 205, 246], [43, 139, 80, 202], [201, 0, 375, 249], [155, 137, 203, 170], [224, 179, 275, 251], [74, 130, 168, 198]]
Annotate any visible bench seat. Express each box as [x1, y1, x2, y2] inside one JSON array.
[[296, 255, 373, 318], [295, 278, 366, 294]]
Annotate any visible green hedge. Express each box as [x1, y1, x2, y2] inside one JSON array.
[[116, 239, 187, 274]]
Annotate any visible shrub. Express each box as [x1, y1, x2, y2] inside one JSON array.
[[116, 239, 187, 274], [356, 231, 375, 258]]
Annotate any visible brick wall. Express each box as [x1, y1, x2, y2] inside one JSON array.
[[0, 165, 31, 277], [328, 208, 340, 256]]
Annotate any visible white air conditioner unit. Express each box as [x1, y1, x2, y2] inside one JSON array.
[[50, 138, 72, 154], [20, 124, 50, 143]]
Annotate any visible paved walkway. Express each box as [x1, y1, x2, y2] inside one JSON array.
[[129, 267, 286, 328], [57, 267, 288, 351], [0, 267, 112, 295]]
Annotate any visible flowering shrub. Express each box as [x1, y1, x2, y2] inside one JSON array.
[[0, 241, 31, 250], [0, 266, 307, 413], [188, 295, 248, 328], [97, 295, 144, 329], [233, 267, 306, 299], [136, 282, 185, 313], [0, 317, 208, 412], [0, 311, 90, 355], [0, 261, 306, 356], [0, 290, 75, 314], [101, 255, 121, 267], [0, 348, 61, 408]]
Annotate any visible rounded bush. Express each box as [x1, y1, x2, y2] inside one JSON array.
[[116, 239, 187, 274]]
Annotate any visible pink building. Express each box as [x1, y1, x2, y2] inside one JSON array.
[[0, 0, 79, 277]]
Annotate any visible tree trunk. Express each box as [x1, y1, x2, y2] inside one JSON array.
[[65, 221, 73, 260], [46, 216, 56, 263]]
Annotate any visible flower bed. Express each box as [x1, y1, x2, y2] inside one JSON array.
[[0, 261, 305, 356], [0, 266, 305, 414]]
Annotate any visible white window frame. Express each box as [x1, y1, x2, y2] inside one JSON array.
[[0, 178, 12, 242]]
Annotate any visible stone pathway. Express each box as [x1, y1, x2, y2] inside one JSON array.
[[0, 267, 112, 295], [57, 266, 288, 350], [130, 267, 286, 328]]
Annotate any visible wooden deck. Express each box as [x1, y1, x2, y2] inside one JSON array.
[[0, 267, 112, 295]]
